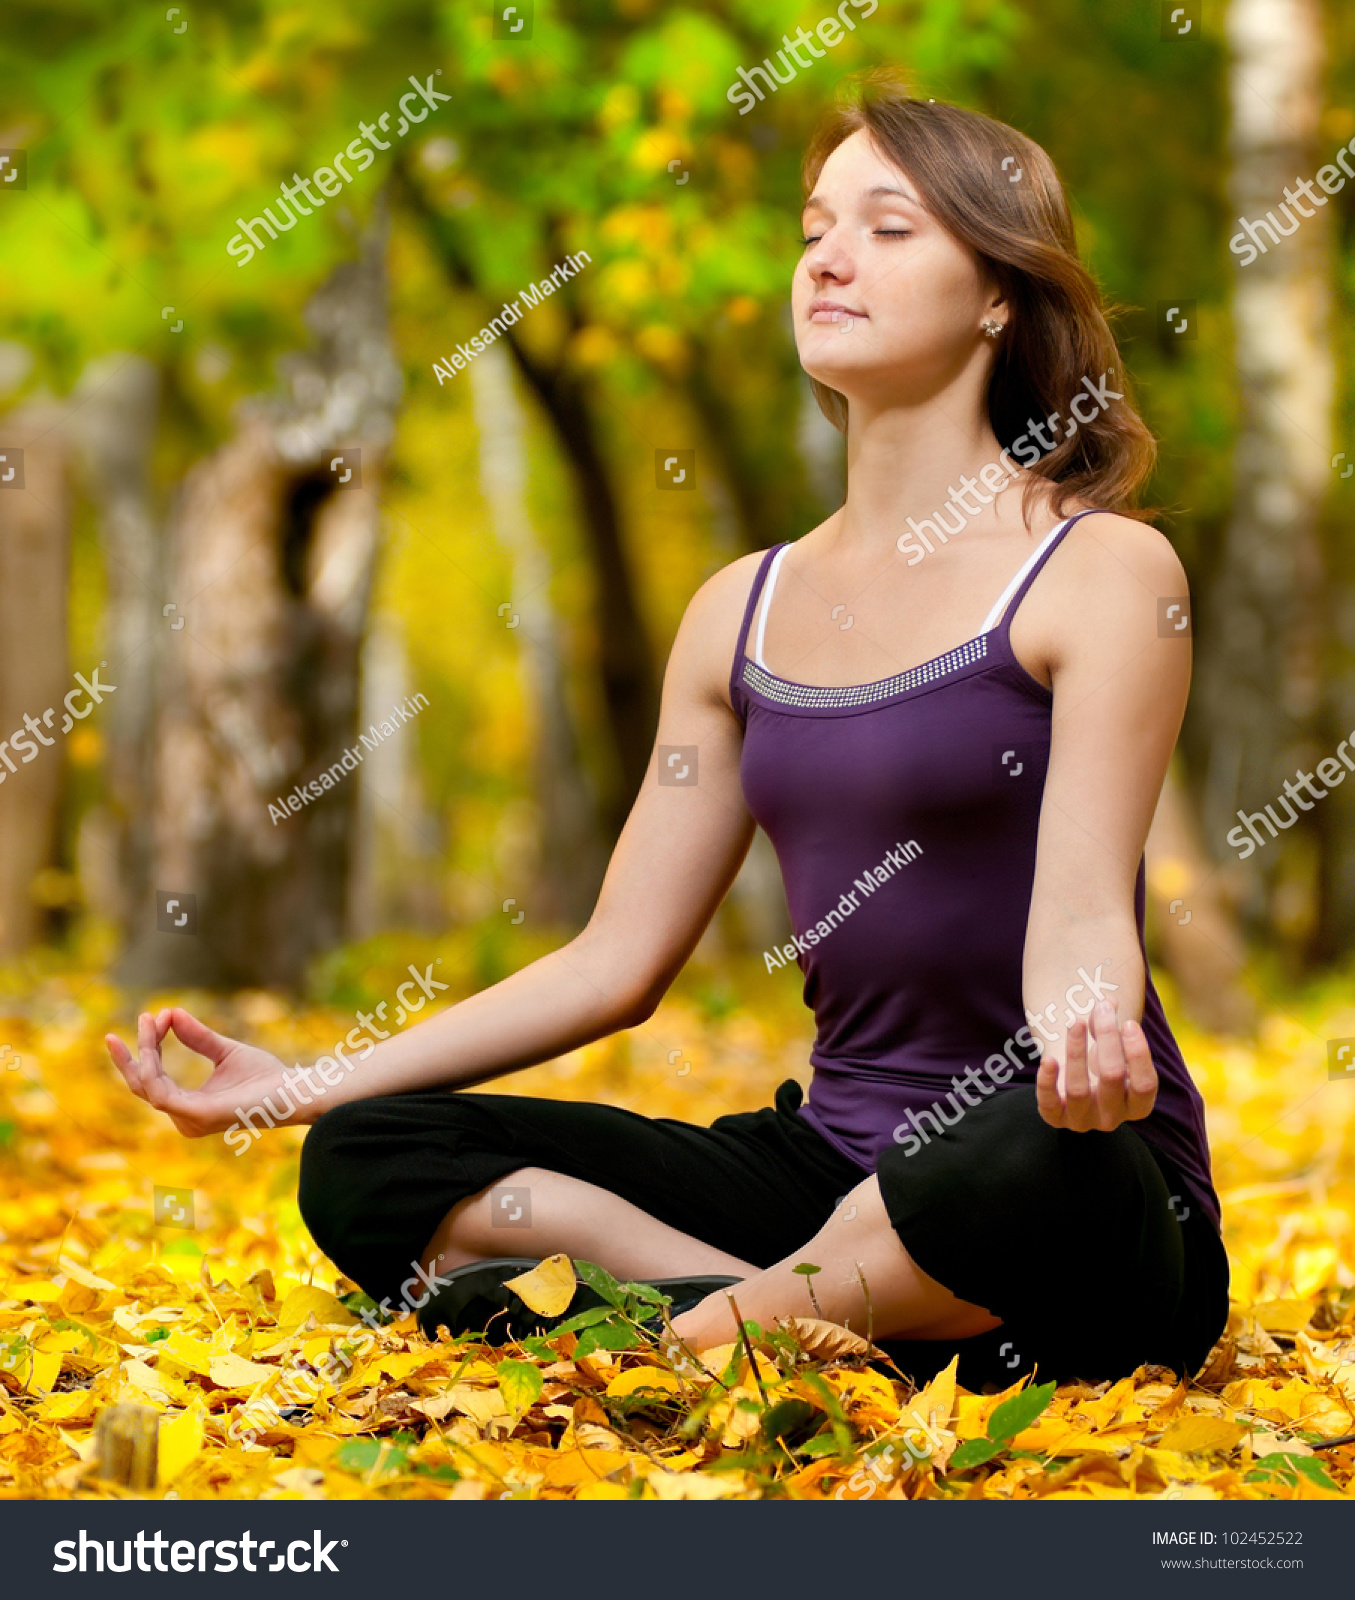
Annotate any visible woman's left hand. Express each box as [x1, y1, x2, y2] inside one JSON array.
[[1035, 998, 1158, 1131]]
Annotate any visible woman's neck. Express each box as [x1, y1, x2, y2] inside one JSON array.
[[831, 397, 1035, 555]]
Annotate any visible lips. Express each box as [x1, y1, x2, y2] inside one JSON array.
[[808, 299, 866, 323]]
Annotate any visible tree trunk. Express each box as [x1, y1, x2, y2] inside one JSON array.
[[470, 344, 606, 925], [1145, 763, 1257, 1034], [348, 618, 445, 938], [1195, 0, 1330, 959], [401, 176, 659, 837], [0, 402, 72, 954], [119, 220, 403, 989], [69, 356, 161, 931], [501, 333, 659, 836]]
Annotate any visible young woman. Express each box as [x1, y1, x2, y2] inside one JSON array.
[[107, 81, 1228, 1388]]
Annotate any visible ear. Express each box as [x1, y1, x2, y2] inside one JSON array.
[[982, 280, 1009, 318]]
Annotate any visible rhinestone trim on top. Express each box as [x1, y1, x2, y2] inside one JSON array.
[[742, 633, 989, 708]]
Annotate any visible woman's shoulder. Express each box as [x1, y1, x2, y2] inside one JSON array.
[[1054, 507, 1188, 596], [666, 546, 788, 696]]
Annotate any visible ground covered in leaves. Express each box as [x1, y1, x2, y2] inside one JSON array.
[[1, 936, 1354, 1500]]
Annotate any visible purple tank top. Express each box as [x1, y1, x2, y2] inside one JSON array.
[[729, 511, 1221, 1231]]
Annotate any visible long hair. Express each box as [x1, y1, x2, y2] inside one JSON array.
[[802, 75, 1157, 520]]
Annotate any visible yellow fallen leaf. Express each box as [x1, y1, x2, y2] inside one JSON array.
[[954, 1393, 991, 1440], [605, 1365, 684, 1399], [409, 1392, 461, 1423], [648, 1469, 752, 1500], [1296, 1333, 1355, 1405], [1009, 1420, 1109, 1454], [1074, 1376, 1136, 1429], [119, 1359, 172, 1402], [353, 1348, 440, 1385], [41, 1390, 95, 1422], [27, 1348, 62, 1394], [276, 1286, 356, 1332], [539, 1446, 634, 1487], [273, 1466, 327, 1497], [10, 1279, 64, 1304], [445, 1383, 509, 1426], [1251, 1300, 1314, 1334], [835, 1367, 898, 1417], [207, 1353, 277, 1389], [503, 1254, 576, 1317], [159, 1331, 219, 1375], [715, 1386, 764, 1448], [899, 1353, 959, 1468], [57, 1257, 118, 1292], [1158, 1415, 1245, 1454], [1247, 1431, 1314, 1458], [112, 1306, 179, 1336], [158, 1402, 205, 1485], [34, 1329, 88, 1355]]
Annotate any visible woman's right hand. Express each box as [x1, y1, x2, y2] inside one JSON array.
[[105, 1008, 299, 1139]]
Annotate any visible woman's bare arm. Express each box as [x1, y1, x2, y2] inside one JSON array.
[[1016, 513, 1191, 1129], [105, 553, 769, 1136]]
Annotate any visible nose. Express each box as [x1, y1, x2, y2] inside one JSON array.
[[803, 229, 853, 290]]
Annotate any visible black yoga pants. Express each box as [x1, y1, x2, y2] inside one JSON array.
[[298, 1078, 1229, 1390]]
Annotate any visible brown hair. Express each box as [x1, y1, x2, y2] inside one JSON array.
[[802, 73, 1157, 521]]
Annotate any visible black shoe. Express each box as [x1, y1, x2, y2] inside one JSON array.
[[416, 1258, 742, 1345]]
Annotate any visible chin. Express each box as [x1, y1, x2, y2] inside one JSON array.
[[798, 345, 883, 388]]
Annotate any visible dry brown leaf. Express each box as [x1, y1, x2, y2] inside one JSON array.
[[776, 1317, 880, 1362]]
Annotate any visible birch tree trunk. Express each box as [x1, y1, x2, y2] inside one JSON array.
[[470, 344, 605, 926], [70, 356, 161, 930], [0, 402, 71, 954], [348, 618, 444, 937], [1196, 0, 1331, 957]]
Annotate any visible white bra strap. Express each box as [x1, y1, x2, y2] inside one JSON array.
[[979, 517, 1072, 634], [753, 544, 792, 670]]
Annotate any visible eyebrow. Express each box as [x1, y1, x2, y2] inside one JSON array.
[[802, 184, 924, 214]]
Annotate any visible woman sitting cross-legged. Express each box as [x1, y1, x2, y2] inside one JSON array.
[[107, 78, 1228, 1389]]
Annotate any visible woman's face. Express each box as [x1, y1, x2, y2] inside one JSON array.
[[793, 128, 999, 408]]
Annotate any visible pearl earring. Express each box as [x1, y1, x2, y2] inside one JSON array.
[[981, 319, 1004, 339]]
